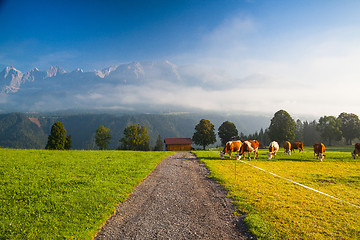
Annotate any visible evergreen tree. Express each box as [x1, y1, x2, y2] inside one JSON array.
[[46, 122, 70, 150], [294, 119, 304, 142], [154, 134, 163, 151], [95, 125, 112, 150], [268, 110, 295, 144], [119, 124, 150, 151], [303, 120, 321, 146], [65, 135, 72, 150], [218, 121, 238, 146], [192, 119, 216, 150], [257, 128, 269, 148]]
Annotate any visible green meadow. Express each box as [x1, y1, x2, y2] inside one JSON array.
[[2, 147, 359, 240], [0, 149, 174, 239], [195, 147, 360, 240]]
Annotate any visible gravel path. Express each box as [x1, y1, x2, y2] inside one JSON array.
[[94, 152, 254, 240]]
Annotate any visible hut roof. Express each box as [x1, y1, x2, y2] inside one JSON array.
[[164, 138, 192, 145]]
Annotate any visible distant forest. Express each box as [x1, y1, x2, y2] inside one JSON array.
[[0, 111, 357, 150], [236, 111, 359, 148], [240, 119, 321, 148], [0, 112, 268, 149]]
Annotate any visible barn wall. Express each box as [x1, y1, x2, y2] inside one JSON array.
[[166, 144, 191, 151]]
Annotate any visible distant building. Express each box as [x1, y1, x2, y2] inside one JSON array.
[[164, 138, 192, 151]]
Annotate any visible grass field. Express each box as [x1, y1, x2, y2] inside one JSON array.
[[0, 149, 174, 239], [195, 146, 360, 240]]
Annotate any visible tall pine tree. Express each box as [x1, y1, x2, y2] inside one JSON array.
[[46, 122, 71, 150]]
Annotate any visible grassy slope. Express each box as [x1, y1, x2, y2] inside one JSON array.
[[195, 147, 360, 240], [0, 149, 174, 239]]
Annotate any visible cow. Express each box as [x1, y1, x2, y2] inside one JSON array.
[[267, 141, 279, 159], [236, 140, 259, 160], [351, 142, 360, 159], [291, 142, 304, 153], [220, 140, 242, 159], [284, 141, 292, 155], [313, 142, 326, 161]]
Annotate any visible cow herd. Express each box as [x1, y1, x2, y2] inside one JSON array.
[[220, 140, 340, 161]]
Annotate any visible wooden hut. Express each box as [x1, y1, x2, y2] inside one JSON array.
[[164, 138, 192, 151]]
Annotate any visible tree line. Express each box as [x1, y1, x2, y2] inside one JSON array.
[[191, 110, 360, 149], [45, 122, 163, 151], [45, 110, 360, 151]]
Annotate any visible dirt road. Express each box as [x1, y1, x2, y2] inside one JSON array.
[[94, 152, 254, 239]]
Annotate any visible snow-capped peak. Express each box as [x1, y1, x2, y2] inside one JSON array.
[[95, 65, 118, 78], [0, 66, 24, 93], [46, 66, 66, 78], [2, 66, 22, 79]]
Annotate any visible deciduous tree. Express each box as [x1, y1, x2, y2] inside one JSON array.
[[95, 125, 112, 150], [317, 116, 342, 145], [192, 119, 216, 150], [119, 124, 150, 151], [218, 121, 238, 146], [338, 112, 360, 145]]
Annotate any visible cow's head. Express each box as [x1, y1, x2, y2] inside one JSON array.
[[285, 150, 291, 155], [318, 153, 326, 161], [352, 151, 356, 159], [267, 152, 273, 159], [220, 151, 225, 159], [236, 152, 242, 160]]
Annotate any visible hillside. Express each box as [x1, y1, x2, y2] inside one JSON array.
[[0, 113, 47, 149], [0, 112, 270, 149]]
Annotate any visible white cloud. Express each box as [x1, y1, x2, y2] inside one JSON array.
[[172, 15, 360, 117]]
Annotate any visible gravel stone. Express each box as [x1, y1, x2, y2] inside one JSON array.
[[94, 152, 255, 240]]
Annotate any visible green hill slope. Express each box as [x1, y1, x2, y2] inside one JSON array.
[[0, 113, 47, 149]]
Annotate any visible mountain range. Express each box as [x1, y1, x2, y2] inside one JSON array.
[[0, 60, 190, 112], [0, 61, 181, 93]]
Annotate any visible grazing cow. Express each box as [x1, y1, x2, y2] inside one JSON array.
[[236, 140, 259, 160], [291, 142, 304, 153], [220, 140, 242, 159], [284, 141, 292, 155], [267, 141, 279, 159], [351, 142, 360, 159], [313, 142, 326, 161]]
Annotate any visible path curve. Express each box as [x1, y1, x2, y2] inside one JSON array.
[[94, 152, 254, 239]]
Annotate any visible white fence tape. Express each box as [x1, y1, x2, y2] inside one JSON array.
[[239, 160, 360, 209]]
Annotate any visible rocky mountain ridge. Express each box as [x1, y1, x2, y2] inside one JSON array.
[[0, 60, 181, 94]]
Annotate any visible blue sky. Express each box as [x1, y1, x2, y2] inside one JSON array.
[[2, 0, 360, 116], [1, 0, 247, 70]]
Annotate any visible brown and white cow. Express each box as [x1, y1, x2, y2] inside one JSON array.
[[291, 142, 304, 153], [313, 142, 326, 161], [283, 141, 292, 155], [351, 142, 360, 159], [220, 140, 242, 159], [236, 140, 259, 160], [267, 141, 279, 159]]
